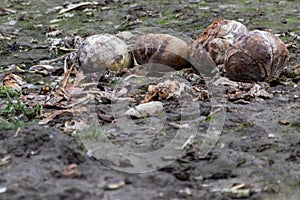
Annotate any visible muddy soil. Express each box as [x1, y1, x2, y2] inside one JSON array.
[[0, 0, 300, 199]]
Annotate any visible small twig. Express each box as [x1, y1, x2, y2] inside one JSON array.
[[40, 53, 71, 65], [14, 127, 21, 137], [64, 94, 92, 109], [62, 64, 75, 88], [181, 135, 195, 150]]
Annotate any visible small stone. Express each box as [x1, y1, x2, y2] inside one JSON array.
[[179, 187, 192, 196], [278, 119, 290, 125], [281, 19, 288, 24], [268, 133, 275, 138], [0, 187, 7, 194], [104, 179, 126, 190], [125, 101, 164, 118]]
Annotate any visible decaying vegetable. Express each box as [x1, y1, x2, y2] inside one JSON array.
[[133, 34, 190, 70], [77, 34, 134, 73], [191, 19, 248, 65], [224, 30, 289, 82]]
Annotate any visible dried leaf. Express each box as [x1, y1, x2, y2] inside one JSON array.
[[29, 65, 56, 72], [39, 110, 74, 124], [213, 77, 238, 87], [60, 164, 80, 178], [223, 183, 253, 198], [0, 155, 12, 166], [72, 71, 85, 87], [0, 32, 12, 40], [0, 7, 16, 15], [58, 2, 99, 14], [46, 30, 62, 37], [63, 120, 89, 133], [39, 85, 52, 95], [143, 80, 186, 103], [2, 73, 27, 91]]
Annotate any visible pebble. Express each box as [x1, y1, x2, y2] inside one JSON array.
[[278, 119, 290, 125], [0, 187, 7, 194], [268, 133, 275, 138], [125, 101, 164, 118]]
